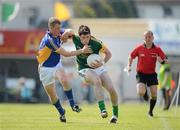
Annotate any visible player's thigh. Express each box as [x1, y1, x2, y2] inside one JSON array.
[[44, 84, 58, 98], [100, 72, 114, 90], [55, 67, 68, 83], [84, 70, 102, 85], [39, 67, 55, 87]]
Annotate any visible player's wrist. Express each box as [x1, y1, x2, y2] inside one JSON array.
[[161, 60, 165, 64], [80, 49, 84, 54]]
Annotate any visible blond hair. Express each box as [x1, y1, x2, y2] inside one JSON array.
[[48, 17, 61, 29]]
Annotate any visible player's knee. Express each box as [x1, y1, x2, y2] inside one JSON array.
[[138, 89, 145, 96], [151, 92, 157, 99], [108, 87, 117, 96], [151, 90, 157, 97], [93, 78, 102, 87], [59, 76, 68, 85], [48, 94, 58, 102]]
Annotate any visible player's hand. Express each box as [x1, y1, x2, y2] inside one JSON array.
[[60, 33, 69, 43], [124, 66, 131, 72], [81, 45, 92, 54], [123, 66, 131, 76], [90, 60, 104, 68], [157, 56, 163, 63]]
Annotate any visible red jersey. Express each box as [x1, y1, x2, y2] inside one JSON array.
[[130, 43, 166, 74]]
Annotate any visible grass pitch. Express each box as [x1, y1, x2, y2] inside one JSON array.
[[0, 103, 180, 130]]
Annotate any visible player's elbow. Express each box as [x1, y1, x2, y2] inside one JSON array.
[[128, 55, 132, 60], [106, 51, 112, 59]]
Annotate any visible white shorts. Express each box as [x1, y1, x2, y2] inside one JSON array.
[[38, 62, 63, 87], [78, 66, 107, 78]]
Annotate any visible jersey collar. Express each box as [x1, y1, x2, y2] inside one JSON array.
[[143, 43, 155, 49], [47, 30, 60, 38]]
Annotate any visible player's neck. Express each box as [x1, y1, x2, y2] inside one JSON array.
[[49, 31, 58, 38], [145, 42, 153, 49]]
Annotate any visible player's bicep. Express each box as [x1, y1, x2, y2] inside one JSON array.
[[158, 48, 166, 60], [130, 47, 138, 59], [101, 45, 111, 56], [99, 43, 112, 62]]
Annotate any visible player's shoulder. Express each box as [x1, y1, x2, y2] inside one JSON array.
[[153, 44, 161, 49], [39, 33, 52, 48], [43, 33, 51, 44], [91, 36, 102, 44], [134, 43, 144, 49], [72, 34, 80, 41]]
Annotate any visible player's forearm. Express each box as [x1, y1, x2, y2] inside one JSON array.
[[63, 49, 83, 57], [104, 52, 112, 63], [128, 56, 133, 67]]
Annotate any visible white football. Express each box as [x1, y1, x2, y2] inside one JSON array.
[[87, 54, 104, 67]]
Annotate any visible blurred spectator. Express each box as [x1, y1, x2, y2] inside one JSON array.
[[54, 1, 71, 28], [158, 64, 172, 110], [81, 81, 96, 104], [18, 77, 33, 103]]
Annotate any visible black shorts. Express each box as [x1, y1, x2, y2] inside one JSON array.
[[136, 72, 158, 87]]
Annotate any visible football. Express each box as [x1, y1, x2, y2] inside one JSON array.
[[87, 54, 104, 67]]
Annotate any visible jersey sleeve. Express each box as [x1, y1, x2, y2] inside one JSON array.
[[60, 29, 65, 35], [45, 38, 59, 52], [72, 35, 79, 45], [90, 36, 105, 52], [157, 47, 166, 60], [99, 43, 107, 53], [130, 46, 139, 59]]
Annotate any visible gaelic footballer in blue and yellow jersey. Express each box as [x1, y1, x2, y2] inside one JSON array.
[[37, 29, 64, 67], [36, 17, 92, 123]]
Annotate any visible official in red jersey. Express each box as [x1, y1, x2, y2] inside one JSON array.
[[126, 30, 167, 117]]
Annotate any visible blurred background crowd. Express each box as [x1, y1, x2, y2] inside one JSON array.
[[0, 0, 180, 106]]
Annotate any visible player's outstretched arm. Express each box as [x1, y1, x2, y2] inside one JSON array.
[[55, 45, 92, 57]]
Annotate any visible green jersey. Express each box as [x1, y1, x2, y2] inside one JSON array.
[[158, 64, 172, 89], [72, 35, 105, 70]]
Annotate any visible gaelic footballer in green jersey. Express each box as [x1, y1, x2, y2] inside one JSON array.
[[72, 25, 119, 124]]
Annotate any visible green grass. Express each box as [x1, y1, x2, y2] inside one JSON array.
[[0, 103, 180, 130]]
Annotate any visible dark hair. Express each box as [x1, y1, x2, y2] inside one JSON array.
[[78, 25, 91, 36], [48, 17, 61, 29]]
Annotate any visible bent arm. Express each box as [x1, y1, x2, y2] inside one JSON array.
[[61, 29, 75, 42], [56, 47, 82, 57], [103, 47, 112, 63]]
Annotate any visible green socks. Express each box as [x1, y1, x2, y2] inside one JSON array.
[[98, 100, 106, 111], [98, 101, 118, 117], [113, 105, 118, 117]]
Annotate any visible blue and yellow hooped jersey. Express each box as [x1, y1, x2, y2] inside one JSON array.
[[37, 31, 64, 67]]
